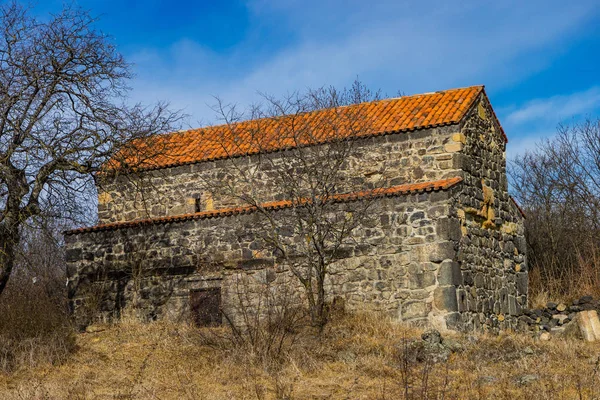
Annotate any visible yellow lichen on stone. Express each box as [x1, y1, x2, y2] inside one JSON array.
[[500, 222, 518, 235], [464, 207, 480, 216], [498, 314, 505, 322], [456, 208, 468, 235], [478, 101, 487, 120], [252, 250, 265, 259], [480, 180, 496, 228], [203, 193, 214, 211], [451, 133, 466, 144], [98, 192, 112, 204], [515, 264, 521, 272]]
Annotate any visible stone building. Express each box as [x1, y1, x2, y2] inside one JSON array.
[[65, 85, 527, 332]]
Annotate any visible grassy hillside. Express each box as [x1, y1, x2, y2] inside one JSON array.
[[1, 314, 599, 399]]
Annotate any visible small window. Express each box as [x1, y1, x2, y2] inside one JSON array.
[[194, 198, 202, 213], [190, 288, 221, 326]]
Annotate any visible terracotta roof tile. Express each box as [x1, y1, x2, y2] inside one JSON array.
[[65, 177, 462, 235], [107, 86, 503, 172]]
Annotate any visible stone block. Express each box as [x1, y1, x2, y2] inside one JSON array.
[[436, 217, 462, 241], [516, 272, 528, 296], [401, 300, 431, 320], [428, 241, 456, 263], [451, 133, 466, 144], [408, 263, 436, 289], [437, 260, 461, 286], [434, 286, 458, 311], [578, 310, 600, 342], [444, 142, 463, 153], [98, 191, 112, 204]]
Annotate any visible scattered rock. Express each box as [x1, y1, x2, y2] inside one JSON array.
[[552, 314, 569, 325], [523, 346, 535, 355], [421, 329, 442, 345], [442, 337, 465, 353], [399, 329, 463, 364], [515, 374, 539, 386], [555, 318, 583, 340], [337, 350, 357, 363], [519, 295, 600, 339], [578, 310, 600, 342], [85, 324, 107, 333], [476, 375, 498, 386], [539, 332, 551, 341]]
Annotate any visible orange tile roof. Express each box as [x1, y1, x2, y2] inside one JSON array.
[[107, 86, 503, 172], [65, 177, 462, 235]]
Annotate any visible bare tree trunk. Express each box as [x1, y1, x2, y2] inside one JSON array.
[[0, 3, 181, 298], [316, 269, 326, 329], [0, 223, 18, 295]]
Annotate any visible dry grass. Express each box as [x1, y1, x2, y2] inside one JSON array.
[[529, 250, 600, 309], [0, 313, 599, 399], [0, 272, 75, 374]]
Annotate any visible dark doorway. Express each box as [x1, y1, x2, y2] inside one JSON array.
[[190, 288, 222, 327]]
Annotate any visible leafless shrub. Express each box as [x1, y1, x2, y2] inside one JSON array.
[[198, 272, 306, 371], [0, 223, 75, 373], [201, 80, 387, 329], [390, 335, 452, 400], [510, 119, 600, 300]]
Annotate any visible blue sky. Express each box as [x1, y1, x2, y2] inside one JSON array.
[[36, 0, 600, 157]]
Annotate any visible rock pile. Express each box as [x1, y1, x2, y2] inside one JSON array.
[[518, 296, 600, 340]]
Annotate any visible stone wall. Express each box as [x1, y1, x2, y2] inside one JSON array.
[[450, 95, 528, 332], [66, 188, 462, 329], [96, 126, 461, 224], [66, 93, 527, 332]]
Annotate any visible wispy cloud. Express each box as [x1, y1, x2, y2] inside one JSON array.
[[505, 87, 600, 125], [506, 129, 555, 158], [126, 0, 600, 126]]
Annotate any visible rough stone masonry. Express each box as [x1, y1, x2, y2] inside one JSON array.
[[64, 86, 527, 332]]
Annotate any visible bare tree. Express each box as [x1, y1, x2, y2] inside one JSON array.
[[0, 2, 181, 296], [204, 82, 386, 328], [509, 118, 600, 297]]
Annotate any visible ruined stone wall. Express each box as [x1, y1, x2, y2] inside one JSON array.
[[450, 94, 527, 332], [66, 189, 462, 330], [96, 126, 461, 224]]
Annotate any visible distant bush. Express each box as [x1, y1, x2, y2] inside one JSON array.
[[510, 119, 600, 303], [0, 226, 75, 373]]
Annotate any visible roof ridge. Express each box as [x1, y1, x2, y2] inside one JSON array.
[[66, 177, 463, 235], [106, 85, 487, 172], [163, 85, 486, 138]]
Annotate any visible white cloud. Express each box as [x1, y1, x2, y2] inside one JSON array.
[[506, 130, 555, 158], [505, 87, 600, 125], [126, 0, 600, 126]]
